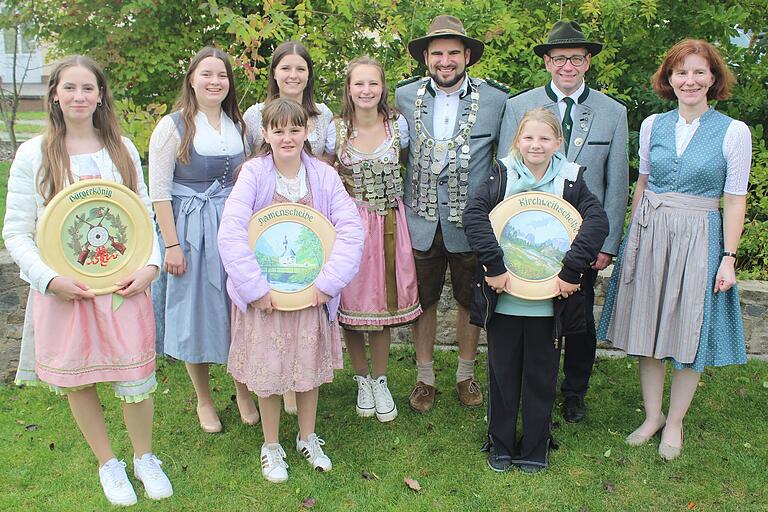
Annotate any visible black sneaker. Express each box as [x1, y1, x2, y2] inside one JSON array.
[[562, 396, 586, 423], [487, 447, 513, 472]]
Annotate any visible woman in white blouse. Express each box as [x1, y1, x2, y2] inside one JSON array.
[[598, 39, 751, 460], [149, 47, 259, 433], [243, 41, 336, 414], [244, 41, 336, 163]]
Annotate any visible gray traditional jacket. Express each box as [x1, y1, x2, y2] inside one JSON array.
[[396, 76, 508, 253], [497, 83, 628, 255]]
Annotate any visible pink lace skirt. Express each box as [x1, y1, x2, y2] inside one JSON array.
[[227, 305, 343, 397]]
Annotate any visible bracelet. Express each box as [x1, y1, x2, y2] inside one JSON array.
[[165, 243, 180, 249], [722, 251, 737, 258]]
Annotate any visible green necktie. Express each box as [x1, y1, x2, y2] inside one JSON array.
[[561, 96, 574, 157]]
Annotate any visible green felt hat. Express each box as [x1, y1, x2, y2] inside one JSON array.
[[534, 20, 603, 58]]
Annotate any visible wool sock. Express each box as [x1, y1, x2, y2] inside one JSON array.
[[416, 361, 435, 387], [456, 357, 475, 383]]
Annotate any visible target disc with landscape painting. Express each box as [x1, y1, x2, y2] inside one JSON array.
[[489, 191, 582, 300], [37, 180, 154, 295], [248, 203, 336, 311]]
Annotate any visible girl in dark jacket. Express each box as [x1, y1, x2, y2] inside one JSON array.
[[463, 108, 608, 472]]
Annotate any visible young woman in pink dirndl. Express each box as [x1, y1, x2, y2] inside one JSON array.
[[335, 56, 422, 422]]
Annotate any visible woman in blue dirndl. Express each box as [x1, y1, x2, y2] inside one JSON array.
[[150, 47, 259, 432], [598, 39, 752, 460]]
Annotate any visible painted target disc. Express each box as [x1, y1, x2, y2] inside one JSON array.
[[248, 203, 336, 311], [489, 191, 583, 300], [38, 180, 154, 295], [87, 226, 110, 247]]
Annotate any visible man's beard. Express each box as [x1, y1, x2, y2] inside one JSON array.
[[430, 69, 466, 90]]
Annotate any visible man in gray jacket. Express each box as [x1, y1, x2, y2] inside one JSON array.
[[498, 20, 629, 423], [396, 14, 508, 412]]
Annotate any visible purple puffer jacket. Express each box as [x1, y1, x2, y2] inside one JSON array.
[[218, 151, 364, 320]]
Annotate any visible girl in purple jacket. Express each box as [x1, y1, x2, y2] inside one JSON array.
[[218, 99, 364, 483]]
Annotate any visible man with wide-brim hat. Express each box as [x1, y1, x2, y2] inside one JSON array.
[[395, 14, 509, 414], [406, 15, 485, 66], [497, 20, 628, 428]]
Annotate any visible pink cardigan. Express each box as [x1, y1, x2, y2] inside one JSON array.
[[218, 152, 364, 320]]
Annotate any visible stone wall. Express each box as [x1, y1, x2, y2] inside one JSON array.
[[0, 250, 28, 382], [1, 249, 767, 382], [391, 268, 768, 356]]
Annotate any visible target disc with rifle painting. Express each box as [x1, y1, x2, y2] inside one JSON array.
[[38, 180, 154, 295]]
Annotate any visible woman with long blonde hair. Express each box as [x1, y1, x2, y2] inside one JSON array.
[[4, 55, 172, 505], [335, 56, 421, 422]]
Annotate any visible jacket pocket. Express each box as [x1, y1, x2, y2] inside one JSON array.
[[553, 290, 587, 338], [470, 133, 492, 139], [587, 141, 610, 145], [470, 267, 496, 330]]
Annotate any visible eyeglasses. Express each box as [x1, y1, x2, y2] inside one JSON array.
[[548, 54, 587, 67]]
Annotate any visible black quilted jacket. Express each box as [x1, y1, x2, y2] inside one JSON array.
[[462, 159, 609, 341]]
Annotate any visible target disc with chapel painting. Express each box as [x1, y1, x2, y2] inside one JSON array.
[[489, 191, 582, 300], [38, 180, 154, 295], [248, 203, 336, 311]]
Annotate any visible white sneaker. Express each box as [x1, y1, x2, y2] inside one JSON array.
[[371, 375, 398, 422], [353, 374, 375, 417], [296, 433, 332, 472], [98, 458, 137, 507], [133, 453, 173, 500], [260, 443, 289, 483]]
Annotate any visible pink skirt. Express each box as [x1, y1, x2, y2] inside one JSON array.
[[32, 291, 156, 388], [339, 199, 421, 330], [228, 305, 343, 397]]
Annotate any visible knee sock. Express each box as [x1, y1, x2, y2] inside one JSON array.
[[416, 361, 435, 387], [456, 357, 475, 383]]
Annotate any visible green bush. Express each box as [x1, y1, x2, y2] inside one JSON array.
[[115, 99, 167, 161], [740, 126, 768, 279], [16, 0, 768, 274]]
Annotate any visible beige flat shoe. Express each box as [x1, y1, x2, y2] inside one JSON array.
[[196, 403, 222, 433], [237, 402, 261, 425], [658, 427, 684, 461], [625, 416, 666, 447], [240, 410, 261, 426], [236, 392, 260, 426]]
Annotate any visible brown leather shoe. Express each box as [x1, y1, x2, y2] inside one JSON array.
[[456, 378, 483, 407], [409, 381, 436, 413]]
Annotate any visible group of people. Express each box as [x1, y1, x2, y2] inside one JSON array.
[[2, 12, 751, 506]]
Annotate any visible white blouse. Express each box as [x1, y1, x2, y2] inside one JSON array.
[[341, 115, 410, 155], [638, 112, 751, 195], [148, 111, 245, 202], [274, 163, 308, 202], [243, 102, 336, 156]]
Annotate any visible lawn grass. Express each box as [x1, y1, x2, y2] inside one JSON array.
[[1, 349, 766, 512], [15, 111, 46, 120], [0, 122, 44, 134]]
